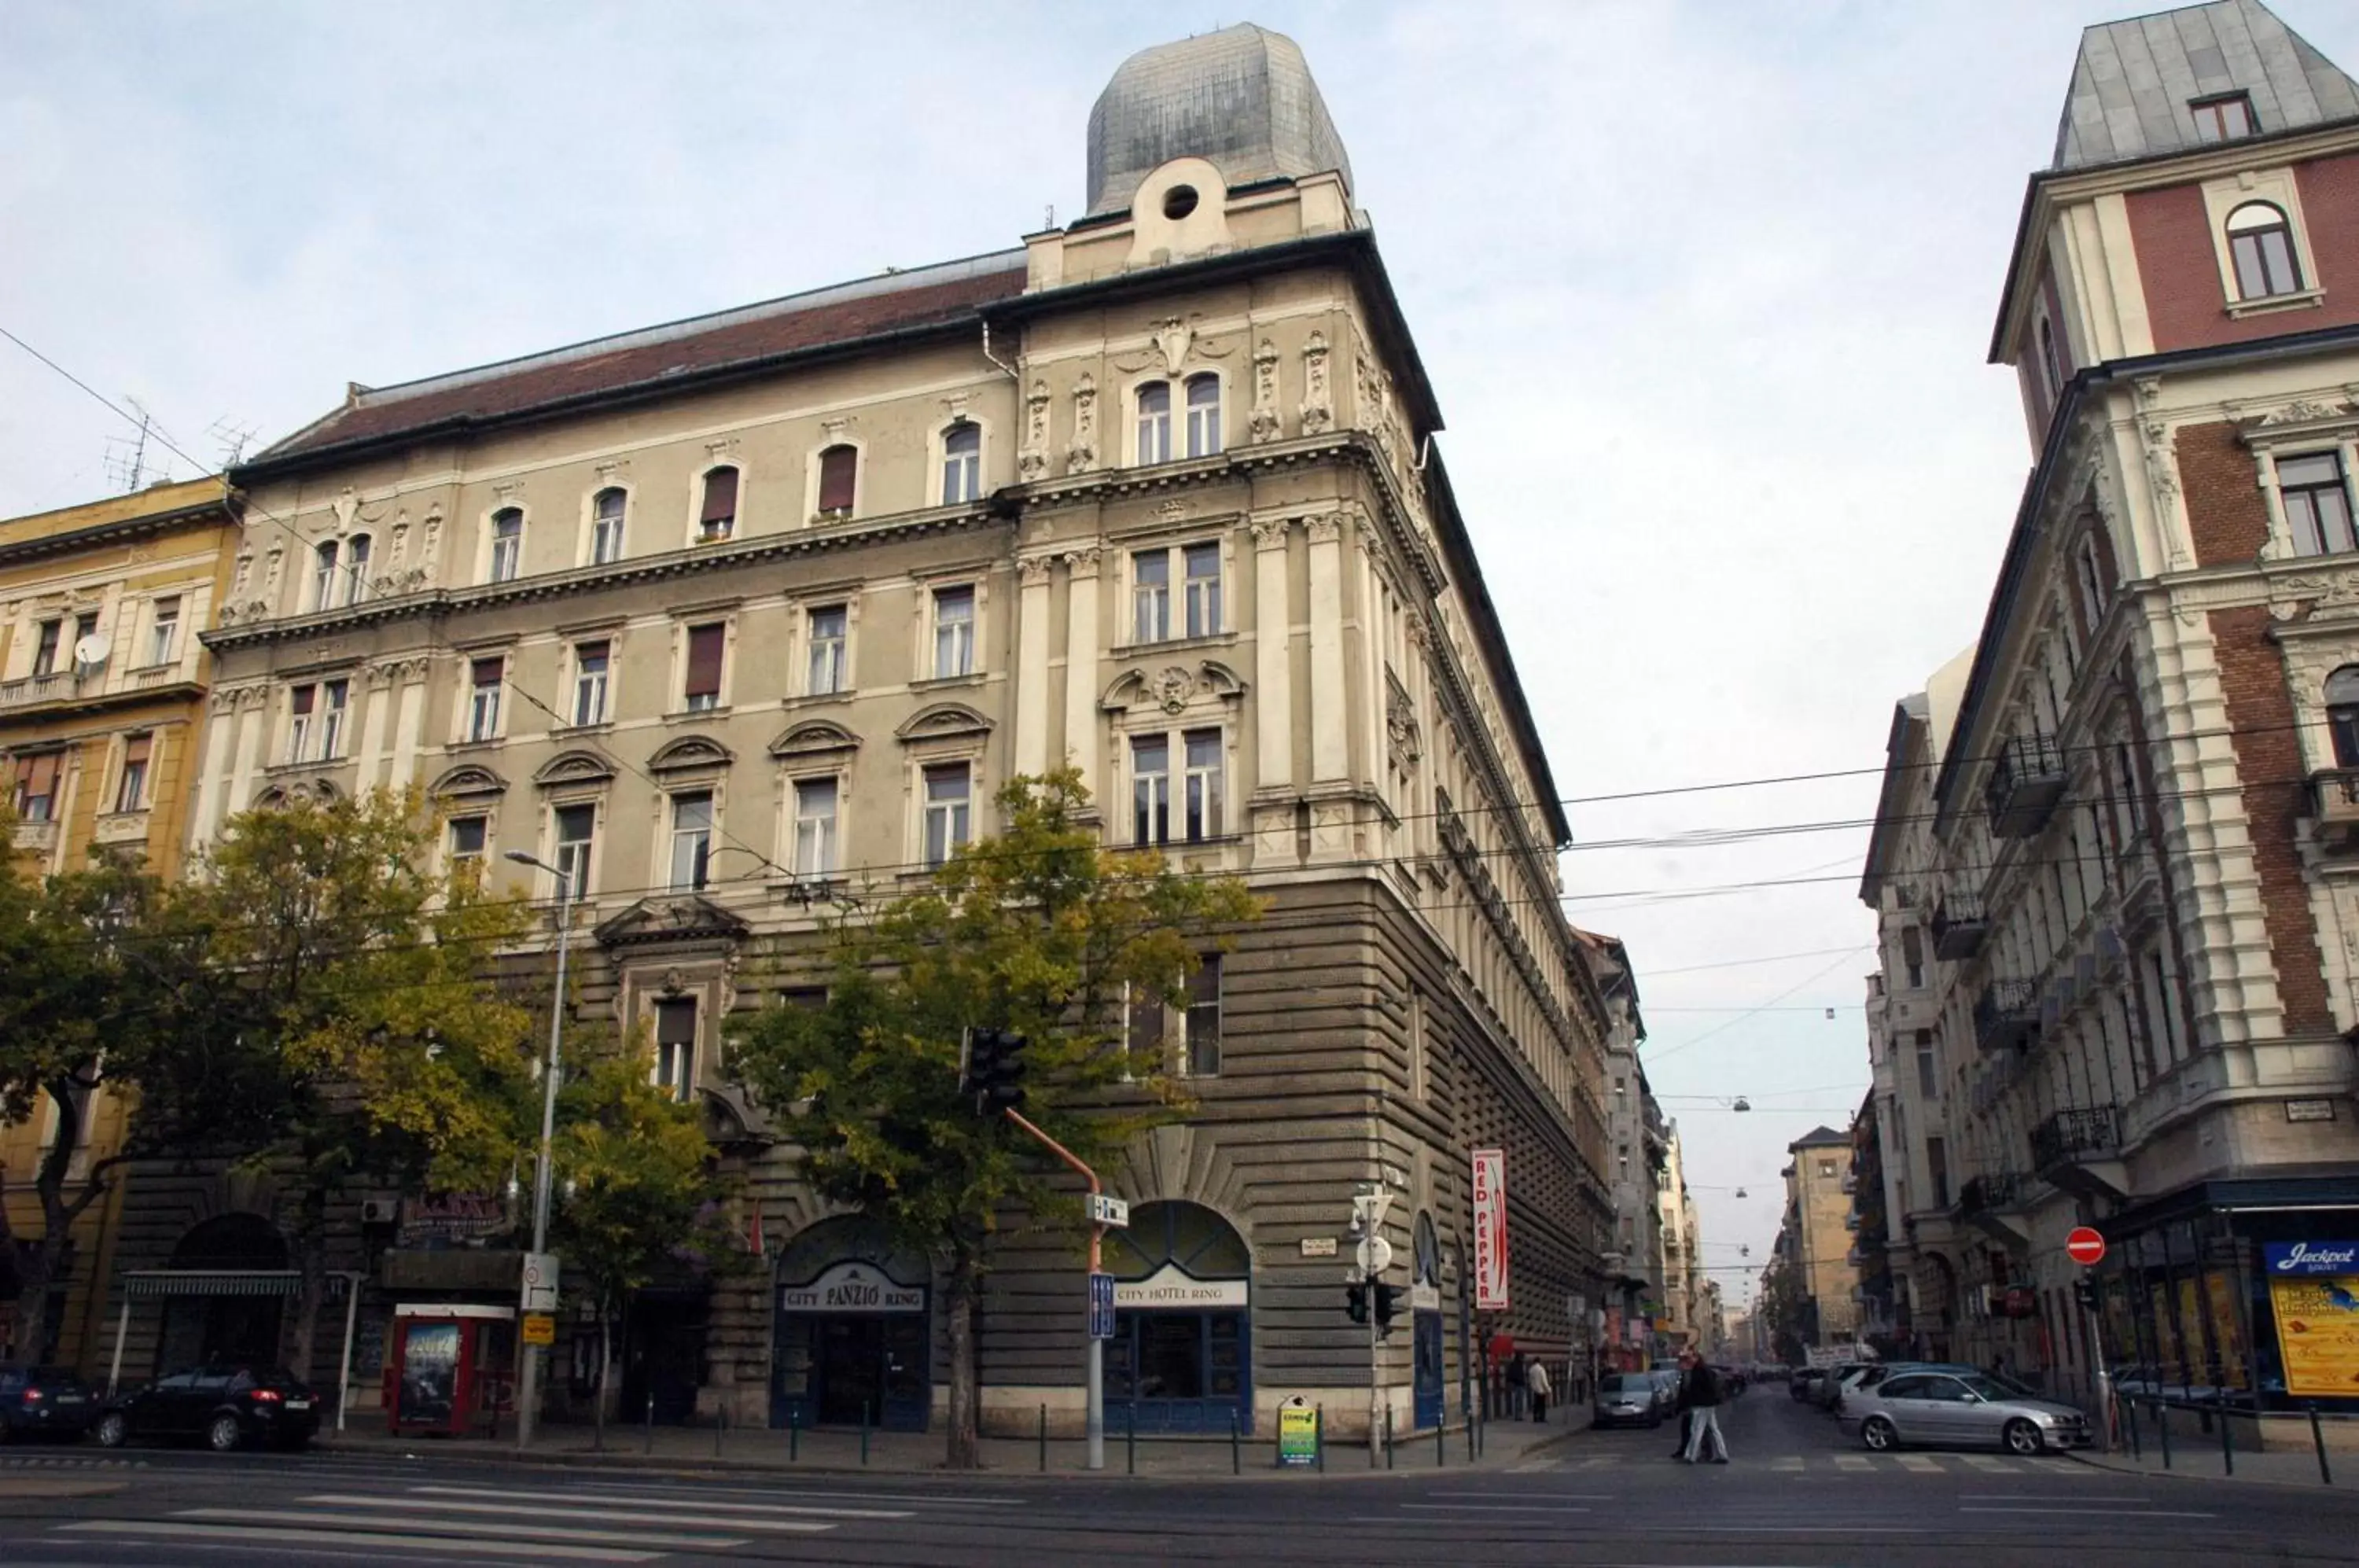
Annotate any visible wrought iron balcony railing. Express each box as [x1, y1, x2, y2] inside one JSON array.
[[1985, 733, 2066, 838]]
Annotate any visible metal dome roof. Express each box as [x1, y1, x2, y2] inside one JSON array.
[[1085, 23, 1353, 218]]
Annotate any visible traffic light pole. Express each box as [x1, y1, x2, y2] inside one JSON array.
[[1003, 1107, 1106, 1472]]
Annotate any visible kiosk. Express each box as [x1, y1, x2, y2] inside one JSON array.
[[384, 1304, 516, 1437]]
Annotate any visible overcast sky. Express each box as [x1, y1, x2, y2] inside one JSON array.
[[10, 1, 2357, 1315]]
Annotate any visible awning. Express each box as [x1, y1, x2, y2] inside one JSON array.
[[123, 1270, 348, 1299]]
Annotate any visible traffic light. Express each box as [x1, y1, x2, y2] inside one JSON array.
[[962, 1027, 1029, 1116], [2074, 1278, 2098, 1311], [1374, 1281, 1399, 1331], [1345, 1282, 1368, 1323]]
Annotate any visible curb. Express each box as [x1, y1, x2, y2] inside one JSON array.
[[2062, 1448, 2340, 1493]]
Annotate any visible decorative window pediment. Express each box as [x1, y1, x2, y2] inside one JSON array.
[[647, 734, 736, 775], [1102, 659, 1246, 715], [533, 748, 619, 789], [429, 763, 510, 799], [895, 701, 994, 745], [592, 893, 751, 949], [769, 720, 861, 762]]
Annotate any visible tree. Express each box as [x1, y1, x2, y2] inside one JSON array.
[[166, 790, 539, 1376], [727, 770, 1260, 1469], [547, 1039, 744, 1448]]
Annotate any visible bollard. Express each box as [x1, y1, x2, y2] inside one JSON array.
[[2311, 1402, 2334, 1487], [644, 1393, 655, 1455], [1127, 1402, 1137, 1476], [1436, 1414, 1444, 1468], [1039, 1404, 1047, 1473], [2125, 1397, 2140, 1462], [1384, 1404, 1394, 1471], [1230, 1408, 1240, 1475], [2221, 1402, 2234, 1478], [1467, 1408, 1477, 1463], [2158, 1401, 2173, 1470], [1316, 1405, 1325, 1473], [789, 1406, 800, 1463], [861, 1401, 871, 1467]]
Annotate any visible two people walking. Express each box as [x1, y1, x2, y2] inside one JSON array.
[[1670, 1351, 1728, 1463]]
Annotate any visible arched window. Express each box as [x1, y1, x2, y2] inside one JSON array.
[[940, 421, 981, 505], [815, 445, 858, 517], [2226, 202, 2301, 300], [1136, 381, 1172, 465], [698, 466, 738, 541], [1184, 374, 1222, 458], [591, 487, 627, 564], [344, 533, 372, 605], [488, 507, 523, 583], [311, 540, 339, 609], [2327, 667, 2359, 767]]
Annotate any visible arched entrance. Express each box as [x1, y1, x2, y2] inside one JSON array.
[[158, 1213, 288, 1372], [1103, 1200, 1252, 1434], [1411, 1211, 1445, 1430], [771, 1216, 931, 1431]]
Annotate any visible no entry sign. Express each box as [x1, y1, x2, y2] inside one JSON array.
[[2066, 1227, 2107, 1267]]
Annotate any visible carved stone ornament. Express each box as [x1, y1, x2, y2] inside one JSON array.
[[662, 966, 687, 995], [1300, 333, 1333, 435], [1249, 338, 1282, 445], [1019, 379, 1051, 481], [2259, 398, 2350, 427], [1150, 665, 1195, 713], [1157, 499, 1187, 522], [331, 488, 362, 536], [1068, 374, 1099, 475], [2134, 377, 2189, 571], [1305, 512, 1342, 544], [1152, 318, 1194, 377], [1249, 517, 1291, 550], [1018, 554, 1055, 587], [1386, 686, 1422, 764], [1061, 545, 1102, 575]]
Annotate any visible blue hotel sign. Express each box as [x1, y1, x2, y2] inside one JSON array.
[[2263, 1242, 2359, 1276]]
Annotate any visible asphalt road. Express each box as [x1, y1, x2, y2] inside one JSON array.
[[5, 1387, 2354, 1565]]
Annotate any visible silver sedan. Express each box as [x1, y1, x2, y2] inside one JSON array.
[[1840, 1370, 2093, 1456]]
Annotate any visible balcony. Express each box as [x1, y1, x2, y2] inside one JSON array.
[[0, 671, 79, 711], [2031, 1106, 2127, 1203], [10, 817, 58, 853], [1930, 886, 1988, 959], [2310, 769, 2359, 852], [1955, 1171, 2031, 1250], [1973, 979, 2039, 1053], [1985, 733, 2066, 838]]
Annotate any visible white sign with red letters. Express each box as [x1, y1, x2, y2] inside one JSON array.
[[1471, 1147, 1511, 1312]]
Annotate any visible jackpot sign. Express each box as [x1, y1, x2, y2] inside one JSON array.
[[1471, 1147, 1511, 1312]]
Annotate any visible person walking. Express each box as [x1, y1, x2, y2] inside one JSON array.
[[1526, 1357, 1552, 1423], [1680, 1353, 1728, 1464]]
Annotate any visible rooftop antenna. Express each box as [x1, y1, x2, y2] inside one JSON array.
[[102, 396, 164, 491], [206, 416, 256, 470]]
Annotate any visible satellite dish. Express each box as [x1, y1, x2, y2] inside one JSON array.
[[72, 633, 112, 668]]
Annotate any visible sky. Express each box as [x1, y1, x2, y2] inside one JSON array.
[[9, 0, 2358, 1316]]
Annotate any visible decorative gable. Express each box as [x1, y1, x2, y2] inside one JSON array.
[[647, 734, 736, 775], [768, 720, 862, 763], [593, 893, 752, 949], [533, 749, 618, 789], [895, 701, 994, 745], [1101, 658, 1247, 714], [429, 763, 510, 799]]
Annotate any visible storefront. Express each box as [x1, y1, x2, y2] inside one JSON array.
[[1104, 1201, 1252, 1434], [771, 1217, 931, 1432]]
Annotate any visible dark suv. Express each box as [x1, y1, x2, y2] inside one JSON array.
[[0, 1365, 98, 1442], [95, 1364, 320, 1452]]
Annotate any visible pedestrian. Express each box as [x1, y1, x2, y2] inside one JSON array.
[[1526, 1357, 1552, 1423], [1507, 1350, 1527, 1419], [1669, 1367, 1694, 1459], [1680, 1352, 1728, 1464]]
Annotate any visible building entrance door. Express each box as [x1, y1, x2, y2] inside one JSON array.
[[1106, 1309, 1249, 1433], [771, 1242, 932, 1433]]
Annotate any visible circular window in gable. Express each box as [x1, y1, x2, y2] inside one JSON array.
[[1161, 185, 1200, 221]]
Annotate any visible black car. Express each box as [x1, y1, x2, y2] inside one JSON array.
[[0, 1364, 98, 1442], [95, 1364, 320, 1452]]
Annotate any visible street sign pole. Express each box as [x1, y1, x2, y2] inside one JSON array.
[[1007, 1107, 1118, 1471]]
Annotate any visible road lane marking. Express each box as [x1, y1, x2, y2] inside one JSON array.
[[306, 1493, 844, 1530], [1961, 1493, 2150, 1503], [1685, 1526, 1929, 1534], [1963, 1455, 2018, 1471], [418, 1478, 1025, 1508], [1894, 1455, 1943, 1473], [398, 1485, 909, 1520], [1833, 1455, 1874, 1470], [57, 1521, 659, 1562], [1508, 1458, 1561, 1472], [1960, 1507, 2217, 1518], [1410, 1491, 1614, 1500], [1771, 1456, 1804, 1470], [179, 1509, 749, 1550], [1400, 1503, 1594, 1515]]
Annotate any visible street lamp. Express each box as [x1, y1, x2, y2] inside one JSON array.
[[505, 848, 576, 1451]]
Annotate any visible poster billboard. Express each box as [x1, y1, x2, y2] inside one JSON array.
[[2266, 1242, 2359, 1398], [1471, 1147, 1510, 1312]]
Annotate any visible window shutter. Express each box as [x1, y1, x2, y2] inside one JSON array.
[[472, 656, 503, 688], [685, 624, 725, 698], [122, 734, 151, 768], [290, 685, 315, 716], [701, 468, 738, 523], [817, 447, 857, 512], [20, 753, 60, 797]]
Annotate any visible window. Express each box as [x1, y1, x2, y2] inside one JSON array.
[[941, 422, 981, 506], [922, 763, 970, 867], [572, 642, 609, 727], [318, 679, 349, 760], [286, 684, 315, 762], [1816, 1159, 1838, 1179], [2226, 202, 2302, 300], [344, 535, 373, 605], [807, 605, 848, 695], [114, 734, 150, 812], [1914, 1029, 1938, 1100], [311, 541, 339, 609], [933, 586, 974, 679], [1184, 374, 1221, 458], [1183, 728, 1223, 840], [1927, 1136, 1949, 1209], [1901, 926, 1925, 988], [1132, 543, 1222, 643], [2037, 318, 2067, 403], [488, 509, 523, 583], [553, 803, 596, 900], [591, 488, 626, 564], [1136, 381, 1172, 465], [654, 997, 697, 1102], [683, 624, 725, 712], [699, 467, 738, 542], [1133, 550, 1170, 643], [466, 657, 503, 742], [448, 815, 488, 865], [2074, 539, 2107, 629], [12, 752, 61, 823], [146, 597, 180, 666], [2330, 667, 2359, 767], [1183, 543, 1221, 637], [31, 619, 61, 677], [668, 791, 712, 891], [1126, 981, 1165, 1063], [2190, 92, 2254, 142], [793, 776, 838, 876], [2281, 451, 2356, 558], [1132, 734, 1170, 844], [816, 445, 857, 516], [1184, 955, 1222, 1077]]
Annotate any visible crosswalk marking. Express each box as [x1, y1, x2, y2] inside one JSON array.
[[1833, 1454, 1875, 1471], [303, 1493, 843, 1533], [405, 1482, 911, 1520], [1772, 1456, 1805, 1470], [1895, 1454, 1943, 1473], [1508, 1457, 1561, 1472], [182, 1508, 750, 1551], [58, 1520, 661, 1562], [1963, 1454, 2017, 1471]]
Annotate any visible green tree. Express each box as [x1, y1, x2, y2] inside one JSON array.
[[547, 1038, 744, 1448], [169, 790, 539, 1375], [727, 770, 1260, 1470]]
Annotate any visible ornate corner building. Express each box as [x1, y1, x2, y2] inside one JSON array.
[[101, 24, 1618, 1440], [1860, 1, 2359, 1423]]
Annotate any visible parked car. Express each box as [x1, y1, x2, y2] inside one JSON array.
[[1841, 1370, 2093, 1456], [94, 1364, 320, 1452], [0, 1365, 98, 1443], [1790, 1367, 1828, 1402], [1812, 1362, 1871, 1410], [1646, 1368, 1684, 1418], [1591, 1371, 1666, 1429]]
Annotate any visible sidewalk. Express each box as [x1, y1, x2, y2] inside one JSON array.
[[315, 1406, 1583, 1482], [2073, 1441, 2343, 1489]]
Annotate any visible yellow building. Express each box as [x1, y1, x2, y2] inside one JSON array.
[[0, 477, 238, 1369]]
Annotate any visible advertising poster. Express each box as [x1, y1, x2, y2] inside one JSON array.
[[399, 1320, 460, 1426], [1277, 1401, 1318, 1467], [2265, 1242, 2359, 1399], [1471, 1147, 1510, 1312]]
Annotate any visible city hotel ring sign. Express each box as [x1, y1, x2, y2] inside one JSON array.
[[777, 1261, 925, 1315], [1113, 1264, 1248, 1308]]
